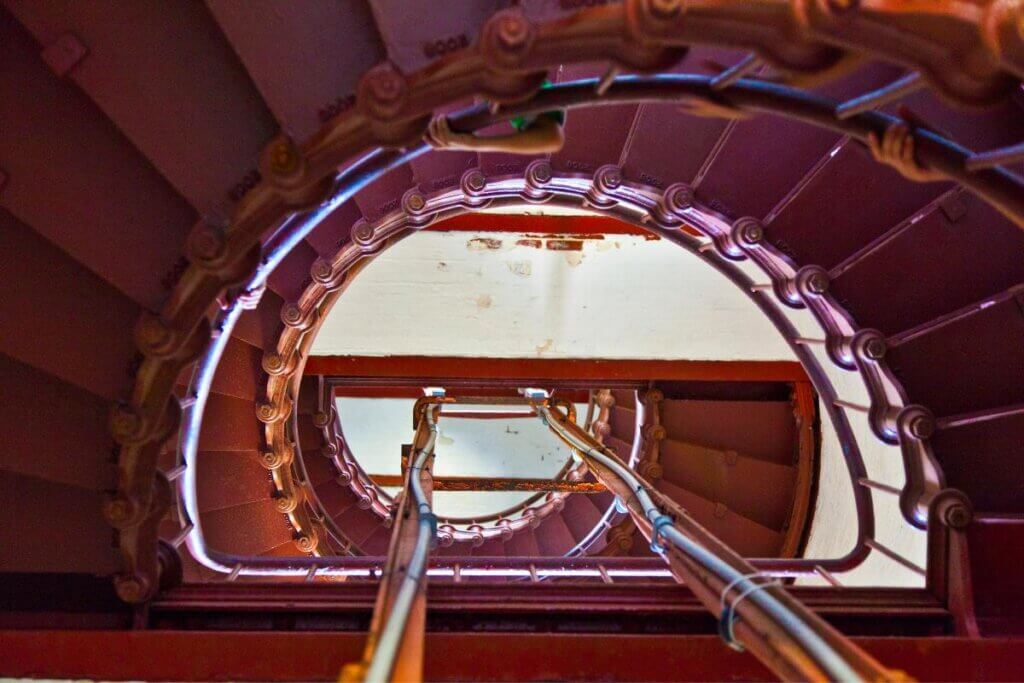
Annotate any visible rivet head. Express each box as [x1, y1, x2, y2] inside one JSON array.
[[295, 532, 318, 553], [262, 352, 286, 375], [187, 223, 226, 265], [405, 192, 425, 212], [736, 218, 763, 245], [256, 402, 277, 423], [269, 140, 298, 175], [114, 574, 149, 603], [109, 405, 141, 443], [496, 13, 530, 49], [366, 66, 403, 104], [648, 0, 684, 20], [353, 221, 375, 244], [104, 496, 135, 526]]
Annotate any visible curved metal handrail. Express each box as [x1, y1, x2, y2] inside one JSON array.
[[128, 66, 1023, 594], [111, 1, 1024, 598], [175, 160, 877, 578], [536, 400, 897, 682]]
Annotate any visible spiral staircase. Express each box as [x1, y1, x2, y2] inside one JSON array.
[[3, 1, 1024, 680]]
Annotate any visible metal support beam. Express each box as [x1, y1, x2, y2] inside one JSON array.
[[368, 474, 606, 493]]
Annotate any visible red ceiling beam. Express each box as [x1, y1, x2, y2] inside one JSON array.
[[4, 631, 1024, 682], [306, 356, 809, 383], [426, 212, 661, 237]]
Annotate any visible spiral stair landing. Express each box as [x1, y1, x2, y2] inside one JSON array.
[[0, 0, 1022, 649]]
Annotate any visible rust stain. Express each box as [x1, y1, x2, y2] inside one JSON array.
[[467, 237, 503, 250], [515, 238, 543, 249], [475, 294, 493, 309], [546, 239, 584, 251]]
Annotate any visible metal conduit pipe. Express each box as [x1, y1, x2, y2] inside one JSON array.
[[363, 408, 439, 682], [535, 403, 896, 682]]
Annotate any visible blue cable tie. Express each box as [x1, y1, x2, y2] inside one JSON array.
[[649, 514, 674, 554]]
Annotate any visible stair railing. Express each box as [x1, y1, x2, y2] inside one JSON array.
[[535, 398, 900, 682], [343, 402, 440, 682]]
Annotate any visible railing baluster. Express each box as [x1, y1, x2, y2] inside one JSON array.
[[866, 538, 926, 576], [170, 523, 194, 548], [710, 53, 763, 91], [814, 565, 843, 587], [966, 140, 1024, 171], [596, 66, 620, 96], [835, 73, 924, 119], [858, 478, 902, 496], [598, 564, 613, 585], [226, 564, 242, 582], [835, 399, 870, 413], [164, 464, 187, 482]]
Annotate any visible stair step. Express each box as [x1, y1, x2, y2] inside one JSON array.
[[505, 527, 540, 557], [0, 353, 113, 490], [888, 296, 1024, 418], [534, 512, 576, 556], [655, 478, 783, 558], [195, 451, 275, 513], [609, 405, 636, 442], [0, 470, 118, 573], [206, 0, 385, 141], [205, 337, 263, 401], [231, 290, 285, 351], [199, 393, 263, 452], [560, 494, 604, 543], [659, 399, 796, 466], [0, 212, 138, 400], [832, 195, 1024, 338], [202, 498, 293, 557], [659, 437, 795, 531], [0, 16, 195, 309], [6, 1, 278, 212]]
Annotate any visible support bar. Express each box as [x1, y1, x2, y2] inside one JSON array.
[[368, 474, 606, 493]]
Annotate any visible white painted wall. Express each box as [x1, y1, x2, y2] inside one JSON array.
[[337, 397, 586, 519], [311, 231, 794, 360], [313, 227, 925, 586]]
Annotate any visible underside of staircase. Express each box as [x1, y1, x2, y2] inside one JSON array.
[[2, 1, 1024, 680]]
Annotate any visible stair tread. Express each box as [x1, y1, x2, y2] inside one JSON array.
[[206, 0, 385, 141], [0, 213, 139, 400], [655, 478, 783, 558], [202, 498, 293, 556], [0, 17, 195, 309], [660, 399, 797, 466], [0, 353, 114, 490], [0, 470, 118, 573], [659, 437, 796, 531], [195, 450, 275, 513], [7, 0, 278, 212]]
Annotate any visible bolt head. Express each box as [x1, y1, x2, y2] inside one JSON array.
[[406, 193, 425, 212], [864, 336, 887, 360], [945, 504, 972, 529], [806, 271, 829, 295], [909, 415, 935, 440], [466, 171, 486, 192]]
